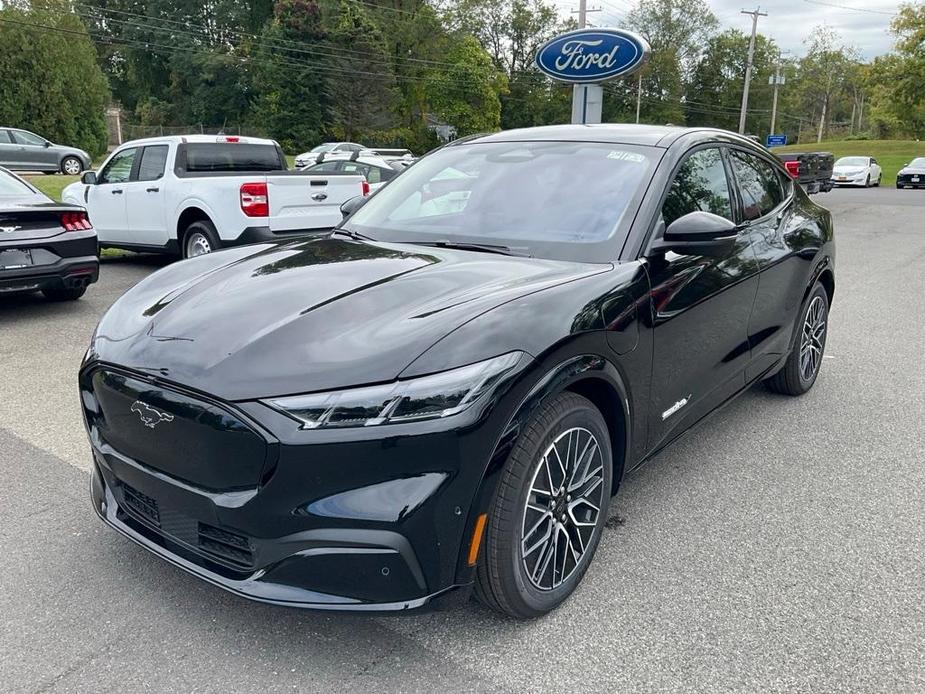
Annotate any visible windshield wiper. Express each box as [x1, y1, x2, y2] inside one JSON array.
[[395, 240, 530, 257], [331, 227, 377, 242]]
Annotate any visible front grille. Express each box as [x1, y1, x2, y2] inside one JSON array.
[[122, 482, 160, 526], [198, 522, 254, 568]]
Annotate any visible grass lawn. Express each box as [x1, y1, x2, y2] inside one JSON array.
[[775, 140, 925, 184], [24, 173, 79, 202]]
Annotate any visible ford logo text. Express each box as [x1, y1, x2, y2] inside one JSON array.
[[535, 28, 650, 84]]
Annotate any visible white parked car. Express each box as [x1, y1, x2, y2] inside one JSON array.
[[297, 152, 407, 193], [294, 142, 367, 168], [62, 135, 368, 258], [831, 156, 882, 187]]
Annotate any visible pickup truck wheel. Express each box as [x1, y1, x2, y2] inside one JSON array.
[[183, 220, 221, 259], [61, 156, 83, 175]]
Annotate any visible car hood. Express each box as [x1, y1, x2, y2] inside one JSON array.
[[89, 237, 609, 400], [899, 166, 925, 175], [833, 167, 865, 175]]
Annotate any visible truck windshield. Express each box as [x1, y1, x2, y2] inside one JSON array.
[[342, 140, 656, 263]]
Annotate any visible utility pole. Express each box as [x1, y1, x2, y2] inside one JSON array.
[[738, 7, 768, 135], [635, 73, 643, 123], [769, 50, 787, 136], [569, 0, 602, 124]]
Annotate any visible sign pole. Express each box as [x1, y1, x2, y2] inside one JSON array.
[[570, 0, 602, 124]]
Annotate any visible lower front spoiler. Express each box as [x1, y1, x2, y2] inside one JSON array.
[[90, 465, 470, 613]]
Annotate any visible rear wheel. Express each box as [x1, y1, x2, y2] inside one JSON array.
[[474, 392, 612, 619], [765, 283, 829, 396], [61, 156, 83, 175], [42, 285, 86, 301], [182, 219, 221, 259]]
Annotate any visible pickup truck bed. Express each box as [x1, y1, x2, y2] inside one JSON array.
[[776, 152, 835, 195]]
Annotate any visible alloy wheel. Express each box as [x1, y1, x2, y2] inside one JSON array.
[[799, 295, 826, 382], [520, 427, 605, 591], [186, 232, 212, 257]]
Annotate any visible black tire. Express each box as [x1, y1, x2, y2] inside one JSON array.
[[875, 175, 881, 187], [61, 156, 83, 176], [864, 174, 870, 187], [182, 219, 221, 259], [897, 183, 904, 189], [474, 392, 613, 619], [765, 283, 829, 396], [42, 285, 86, 301]]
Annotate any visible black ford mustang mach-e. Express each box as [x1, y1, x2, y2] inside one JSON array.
[[81, 125, 834, 619]]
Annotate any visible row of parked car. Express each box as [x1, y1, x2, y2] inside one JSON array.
[[0, 134, 389, 303]]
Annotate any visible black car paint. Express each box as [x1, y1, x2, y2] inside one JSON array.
[[0, 174, 99, 295], [81, 126, 835, 611]]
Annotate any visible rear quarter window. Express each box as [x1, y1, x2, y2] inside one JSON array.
[[0, 169, 36, 195], [178, 144, 284, 173]]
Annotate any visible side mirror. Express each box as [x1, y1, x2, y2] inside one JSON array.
[[340, 194, 368, 220], [651, 211, 738, 258], [44, 141, 52, 148], [81, 171, 97, 185]]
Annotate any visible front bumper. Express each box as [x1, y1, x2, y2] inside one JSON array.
[[79, 363, 517, 612]]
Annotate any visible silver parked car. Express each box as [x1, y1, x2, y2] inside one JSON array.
[[0, 128, 92, 175]]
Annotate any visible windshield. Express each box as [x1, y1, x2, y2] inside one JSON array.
[[311, 143, 337, 153], [909, 158, 925, 168], [836, 157, 868, 167], [343, 140, 656, 263], [0, 170, 35, 196]]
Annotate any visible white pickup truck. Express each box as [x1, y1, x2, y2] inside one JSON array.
[[62, 135, 368, 258]]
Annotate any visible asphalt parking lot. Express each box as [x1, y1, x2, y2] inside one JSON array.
[[1, 187, 923, 693]]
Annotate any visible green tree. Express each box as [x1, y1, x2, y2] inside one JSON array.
[[425, 35, 506, 135], [0, 1, 110, 156], [796, 26, 859, 142], [251, 0, 328, 152], [866, 4, 925, 137], [626, 0, 719, 124]]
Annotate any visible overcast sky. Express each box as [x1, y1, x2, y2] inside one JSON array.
[[588, 0, 901, 59]]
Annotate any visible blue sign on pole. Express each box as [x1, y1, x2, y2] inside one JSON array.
[[535, 28, 651, 84], [766, 134, 787, 147]]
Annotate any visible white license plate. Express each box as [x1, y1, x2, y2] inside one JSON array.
[[913, 176, 920, 183], [837, 177, 847, 181]]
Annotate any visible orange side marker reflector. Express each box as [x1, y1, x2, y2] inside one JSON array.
[[467, 513, 488, 566]]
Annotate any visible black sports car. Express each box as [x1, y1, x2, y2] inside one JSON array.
[[896, 157, 925, 189], [0, 166, 98, 300], [81, 125, 835, 618]]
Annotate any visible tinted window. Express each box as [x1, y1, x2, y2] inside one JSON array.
[[662, 148, 732, 226], [138, 145, 168, 181], [730, 150, 784, 221], [304, 161, 341, 173], [0, 169, 35, 195], [182, 144, 283, 172], [99, 148, 137, 184], [0, 130, 12, 144], [12, 130, 46, 146], [344, 140, 656, 263]]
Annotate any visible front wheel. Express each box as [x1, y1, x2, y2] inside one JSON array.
[[61, 156, 83, 175], [765, 282, 829, 395], [182, 220, 221, 259], [474, 392, 613, 619]]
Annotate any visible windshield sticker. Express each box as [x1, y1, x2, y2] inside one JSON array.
[[607, 150, 646, 163]]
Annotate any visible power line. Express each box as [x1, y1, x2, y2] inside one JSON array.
[[803, 0, 897, 16], [738, 7, 768, 134]]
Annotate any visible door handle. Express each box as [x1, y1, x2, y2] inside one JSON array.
[[111, 189, 123, 195], [146, 187, 159, 193], [311, 192, 328, 201]]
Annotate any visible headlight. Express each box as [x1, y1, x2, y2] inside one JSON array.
[[264, 352, 523, 429]]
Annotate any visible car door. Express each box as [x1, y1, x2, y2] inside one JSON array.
[[728, 148, 816, 379], [86, 147, 138, 243], [645, 145, 761, 448], [871, 157, 882, 182], [122, 144, 170, 246], [10, 130, 52, 170]]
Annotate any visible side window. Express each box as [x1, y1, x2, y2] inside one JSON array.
[[137, 145, 168, 181], [343, 143, 364, 153], [662, 147, 733, 226], [729, 150, 784, 221], [0, 130, 12, 144], [306, 161, 341, 173], [12, 130, 46, 146], [365, 166, 383, 184], [871, 158, 878, 165], [98, 148, 137, 184], [341, 162, 372, 180]]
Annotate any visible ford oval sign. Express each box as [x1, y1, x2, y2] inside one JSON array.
[[535, 28, 650, 84]]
